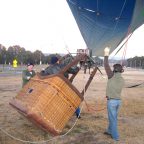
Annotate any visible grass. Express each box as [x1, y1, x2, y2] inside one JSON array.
[[0, 67, 144, 144]]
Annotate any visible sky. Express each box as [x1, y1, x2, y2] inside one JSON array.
[[110, 24, 144, 59], [0, 0, 86, 54], [0, 0, 144, 58]]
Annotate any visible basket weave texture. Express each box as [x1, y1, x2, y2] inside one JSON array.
[[10, 75, 82, 135]]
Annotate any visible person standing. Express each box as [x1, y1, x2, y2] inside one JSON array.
[[84, 62, 88, 74], [103, 47, 124, 141], [22, 62, 36, 87]]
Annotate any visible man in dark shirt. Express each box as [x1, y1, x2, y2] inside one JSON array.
[[40, 56, 64, 76]]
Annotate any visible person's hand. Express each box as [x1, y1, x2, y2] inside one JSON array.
[[27, 76, 31, 80], [104, 47, 110, 56], [41, 68, 45, 72]]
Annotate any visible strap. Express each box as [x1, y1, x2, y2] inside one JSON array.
[[59, 54, 87, 74], [69, 68, 80, 83], [81, 67, 98, 96]]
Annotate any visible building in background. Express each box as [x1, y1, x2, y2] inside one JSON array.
[[77, 48, 92, 57]]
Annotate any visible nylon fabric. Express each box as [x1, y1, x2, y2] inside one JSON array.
[[67, 0, 144, 56]]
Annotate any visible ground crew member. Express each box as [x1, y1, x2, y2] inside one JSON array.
[[103, 47, 124, 141]]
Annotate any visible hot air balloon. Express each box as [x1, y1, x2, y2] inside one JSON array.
[[67, 0, 144, 56], [9, 0, 144, 136]]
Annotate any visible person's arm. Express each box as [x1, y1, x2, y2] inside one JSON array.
[[104, 48, 113, 79], [22, 70, 31, 80], [33, 70, 36, 76], [22, 70, 31, 87], [40, 67, 50, 76]]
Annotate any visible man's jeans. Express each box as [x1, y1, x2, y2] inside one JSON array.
[[107, 99, 121, 140], [75, 107, 80, 117]]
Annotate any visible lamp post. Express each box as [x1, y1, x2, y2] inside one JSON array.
[[40, 52, 42, 65]]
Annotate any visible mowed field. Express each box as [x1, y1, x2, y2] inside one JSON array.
[[0, 65, 144, 144]]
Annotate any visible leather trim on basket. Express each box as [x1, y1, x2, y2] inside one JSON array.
[[9, 99, 28, 114], [10, 100, 59, 136], [27, 112, 59, 136]]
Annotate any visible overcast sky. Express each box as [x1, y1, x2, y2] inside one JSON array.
[[0, 0, 143, 58], [111, 24, 144, 59]]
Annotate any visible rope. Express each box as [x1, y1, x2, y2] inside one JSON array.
[[0, 118, 79, 144], [126, 82, 144, 88], [0, 1, 134, 142], [113, 32, 133, 57], [109, 0, 133, 62], [110, 0, 127, 39], [0, 88, 16, 91], [113, 6, 144, 57], [84, 100, 106, 112], [113, 2, 144, 59], [81, 0, 128, 113], [120, 26, 132, 65], [82, 68, 106, 113], [96, 0, 99, 14], [0, 96, 86, 144]]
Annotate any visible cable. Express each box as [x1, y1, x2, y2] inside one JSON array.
[[0, 88, 16, 91], [0, 122, 77, 144], [110, 0, 127, 39], [112, 32, 133, 57], [84, 100, 106, 113], [126, 82, 144, 88], [0, 100, 86, 144]]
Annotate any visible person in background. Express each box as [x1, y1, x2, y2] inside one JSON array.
[[103, 47, 125, 141], [87, 60, 92, 74], [40, 56, 81, 118], [40, 56, 65, 76], [84, 62, 88, 74], [22, 62, 36, 87]]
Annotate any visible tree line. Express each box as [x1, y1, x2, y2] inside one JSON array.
[[0, 43, 144, 68], [127, 56, 144, 69], [0, 44, 60, 65]]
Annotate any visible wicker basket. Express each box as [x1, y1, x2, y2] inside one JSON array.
[[10, 74, 82, 135]]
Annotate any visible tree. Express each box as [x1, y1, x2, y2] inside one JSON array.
[[7, 46, 18, 63], [0, 43, 66, 65], [17, 47, 26, 65], [127, 56, 144, 68], [23, 51, 34, 64], [33, 50, 45, 64], [0, 44, 7, 64]]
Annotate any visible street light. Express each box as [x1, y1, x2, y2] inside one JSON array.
[[40, 52, 42, 65]]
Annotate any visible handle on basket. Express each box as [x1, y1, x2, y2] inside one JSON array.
[[69, 68, 80, 82], [59, 54, 98, 97], [81, 67, 98, 96], [59, 54, 87, 74]]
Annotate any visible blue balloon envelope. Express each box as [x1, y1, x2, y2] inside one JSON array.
[[67, 0, 144, 56]]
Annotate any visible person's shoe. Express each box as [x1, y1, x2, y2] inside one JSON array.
[[112, 138, 119, 141], [76, 114, 81, 119], [104, 131, 111, 136], [104, 132, 119, 141]]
